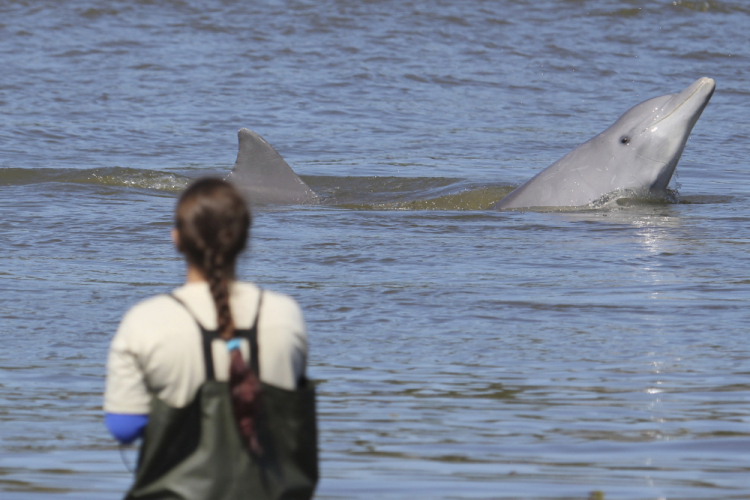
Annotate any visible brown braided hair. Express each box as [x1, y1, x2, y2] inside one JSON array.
[[174, 178, 262, 453]]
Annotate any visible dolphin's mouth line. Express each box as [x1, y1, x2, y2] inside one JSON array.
[[642, 79, 708, 132], [635, 154, 667, 165]]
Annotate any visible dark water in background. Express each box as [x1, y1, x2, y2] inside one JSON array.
[[2, 1, 750, 498]]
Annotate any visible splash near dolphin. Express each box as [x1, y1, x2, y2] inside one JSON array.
[[227, 78, 715, 209], [494, 77, 715, 209]]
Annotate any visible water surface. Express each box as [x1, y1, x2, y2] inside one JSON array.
[[1, 1, 750, 499]]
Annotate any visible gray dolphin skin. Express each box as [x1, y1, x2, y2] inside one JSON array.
[[494, 77, 716, 210], [227, 78, 714, 209], [226, 128, 319, 205]]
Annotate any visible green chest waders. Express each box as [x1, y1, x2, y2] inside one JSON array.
[[125, 293, 318, 500]]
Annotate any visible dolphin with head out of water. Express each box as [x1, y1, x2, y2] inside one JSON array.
[[227, 77, 715, 208], [494, 77, 715, 209]]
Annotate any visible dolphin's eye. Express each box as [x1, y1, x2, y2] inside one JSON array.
[[620, 136, 630, 145]]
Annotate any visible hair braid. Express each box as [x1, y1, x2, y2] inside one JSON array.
[[205, 250, 233, 340], [175, 178, 261, 453]]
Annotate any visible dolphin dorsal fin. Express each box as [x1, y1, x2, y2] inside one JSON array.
[[226, 129, 318, 205]]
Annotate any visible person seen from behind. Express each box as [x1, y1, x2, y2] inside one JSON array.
[[103, 178, 318, 499]]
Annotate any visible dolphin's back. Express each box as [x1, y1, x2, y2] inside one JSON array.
[[495, 139, 603, 209], [226, 129, 318, 205]]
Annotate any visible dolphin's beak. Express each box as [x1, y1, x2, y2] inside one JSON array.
[[677, 76, 716, 114], [650, 77, 715, 130], [639, 77, 715, 188]]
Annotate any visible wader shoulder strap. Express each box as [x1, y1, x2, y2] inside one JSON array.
[[168, 290, 264, 381], [249, 291, 263, 377], [169, 294, 219, 381]]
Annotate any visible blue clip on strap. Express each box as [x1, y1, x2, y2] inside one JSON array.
[[226, 338, 241, 351]]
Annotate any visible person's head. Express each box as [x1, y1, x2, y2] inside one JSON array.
[[174, 178, 250, 283]]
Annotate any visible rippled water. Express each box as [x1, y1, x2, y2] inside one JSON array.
[[2, 1, 750, 499]]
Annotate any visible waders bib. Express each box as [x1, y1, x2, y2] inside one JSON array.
[[125, 293, 318, 500]]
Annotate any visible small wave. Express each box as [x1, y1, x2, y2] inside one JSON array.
[[589, 188, 678, 209], [678, 194, 735, 204], [356, 186, 513, 211], [593, 8, 645, 18], [84, 168, 191, 191], [677, 50, 735, 61], [441, 15, 471, 27], [0, 167, 191, 192], [669, 1, 734, 13], [594, 1, 743, 16], [80, 7, 119, 19], [304, 175, 460, 204], [498, 188, 685, 213], [304, 175, 513, 210]]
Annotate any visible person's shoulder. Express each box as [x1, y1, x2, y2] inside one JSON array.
[[263, 289, 302, 312], [123, 294, 181, 322], [234, 282, 304, 325], [118, 294, 187, 339]]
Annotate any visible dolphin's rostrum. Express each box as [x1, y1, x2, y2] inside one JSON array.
[[227, 78, 715, 209]]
